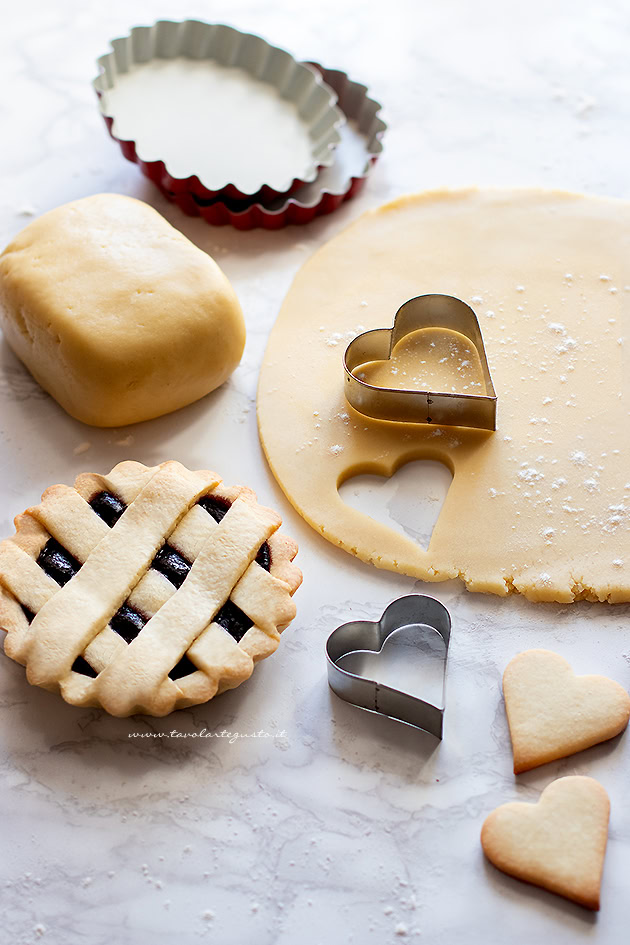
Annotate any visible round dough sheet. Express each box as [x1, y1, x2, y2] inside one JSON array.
[[257, 189, 630, 602]]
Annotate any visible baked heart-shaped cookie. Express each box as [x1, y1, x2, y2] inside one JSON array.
[[503, 649, 630, 773], [481, 776, 610, 910]]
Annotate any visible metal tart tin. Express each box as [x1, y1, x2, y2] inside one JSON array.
[[155, 63, 387, 230], [94, 20, 344, 203]]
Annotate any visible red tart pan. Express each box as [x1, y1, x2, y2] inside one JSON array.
[[155, 64, 387, 230], [94, 20, 344, 204], [94, 20, 386, 229]]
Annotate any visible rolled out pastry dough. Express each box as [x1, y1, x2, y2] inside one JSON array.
[[258, 189, 630, 602], [0, 194, 245, 427]]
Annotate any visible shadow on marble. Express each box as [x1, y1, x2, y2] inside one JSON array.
[[0, 337, 241, 475], [514, 729, 629, 787], [480, 854, 598, 926], [125, 175, 362, 264], [0, 654, 275, 783], [327, 686, 441, 769]]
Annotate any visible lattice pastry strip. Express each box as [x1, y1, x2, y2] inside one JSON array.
[[0, 461, 301, 716]]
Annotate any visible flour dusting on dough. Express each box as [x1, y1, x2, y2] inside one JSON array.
[[258, 188, 630, 601]]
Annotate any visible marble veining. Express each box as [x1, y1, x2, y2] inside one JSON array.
[[1, 1, 629, 943]]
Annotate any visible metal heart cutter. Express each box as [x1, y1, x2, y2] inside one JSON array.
[[326, 595, 451, 737], [343, 294, 497, 430]]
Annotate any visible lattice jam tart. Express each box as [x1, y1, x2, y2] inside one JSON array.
[[0, 461, 301, 716]]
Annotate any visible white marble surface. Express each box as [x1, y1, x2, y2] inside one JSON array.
[[1, 1, 630, 942]]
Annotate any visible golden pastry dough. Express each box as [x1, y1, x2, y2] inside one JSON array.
[[0, 194, 245, 426], [258, 188, 630, 602], [503, 649, 630, 773], [355, 327, 485, 394], [481, 776, 610, 911]]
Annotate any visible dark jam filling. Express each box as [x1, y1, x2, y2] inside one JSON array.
[[89, 491, 126, 527], [20, 603, 36, 624], [110, 603, 147, 644], [256, 542, 271, 571], [198, 494, 231, 522], [215, 600, 254, 643], [169, 654, 197, 680], [71, 655, 98, 678], [152, 544, 191, 589], [36, 538, 81, 587], [36, 490, 271, 679]]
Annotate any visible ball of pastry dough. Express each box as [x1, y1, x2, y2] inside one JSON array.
[[0, 194, 245, 426]]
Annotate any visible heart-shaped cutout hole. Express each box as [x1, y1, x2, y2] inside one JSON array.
[[337, 621, 446, 705], [339, 459, 453, 550], [352, 327, 488, 396]]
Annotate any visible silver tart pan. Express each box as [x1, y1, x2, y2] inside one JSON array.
[[156, 63, 387, 230], [94, 20, 344, 203]]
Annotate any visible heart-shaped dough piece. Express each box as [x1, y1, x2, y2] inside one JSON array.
[[503, 649, 630, 774], [481, 776, 610, 910]]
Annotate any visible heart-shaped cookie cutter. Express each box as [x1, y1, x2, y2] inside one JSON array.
[[326, 595, 451, 737], [343, 294, 497, 430]]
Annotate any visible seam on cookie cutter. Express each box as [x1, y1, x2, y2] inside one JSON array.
[[325, 594, 451, 737], [343, 294, 497, 430]]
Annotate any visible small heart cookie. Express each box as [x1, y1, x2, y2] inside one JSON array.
[[503, 649, 630, 774], [481, 776, 610, 910]]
